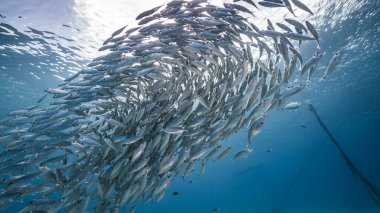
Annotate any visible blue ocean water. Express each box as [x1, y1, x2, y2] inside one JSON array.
[[0, 0, 379, 212]]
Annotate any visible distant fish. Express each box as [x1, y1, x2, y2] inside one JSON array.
[[281, 84, 306, 100], [216, 146, 233, 161], [258, 1, 285, 8], [234, 164, 264, 176], [111, 25, 127, 37], [37, 93, 48, 103], [282, 101, 301, 110], [135, 5, 162, 20], [129, 205, 136, 213], [163, 127, 186, 134], [233, 148, 253, 161], [27, 27, 44, 36]]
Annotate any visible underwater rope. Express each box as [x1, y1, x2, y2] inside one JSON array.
[[278, 106, 380, 212], [308, 104, 380, 207]]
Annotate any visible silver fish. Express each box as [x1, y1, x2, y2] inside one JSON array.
[[232, 148, 253, 161], [283, 101, 301, 110], [321, 50, 342, 79], [258, 1, 285, 8], [290, 0, 313, 15], [305, 21, 320, 46], [135, 5, 162, 20], [301, 51, 323, 76], [0, 0, 328, 211]]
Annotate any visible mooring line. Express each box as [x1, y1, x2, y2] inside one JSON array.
[[308, 104, 380, 207]]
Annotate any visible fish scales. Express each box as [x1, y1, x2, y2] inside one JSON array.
[[0, 0, 331, 212]]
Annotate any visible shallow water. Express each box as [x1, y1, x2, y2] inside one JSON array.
[[0, 0, 379, 212]]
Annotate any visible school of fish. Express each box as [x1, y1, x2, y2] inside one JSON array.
[[0, 0, 342, 212]]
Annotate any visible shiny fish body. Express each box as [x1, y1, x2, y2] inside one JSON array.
[[305, 21, 320, 46], [0, 0, 329, 212], [283, 101, 301, 110], [290, 0, 314, 15], [232, 148, 253, 161], [322, 50, 343, 79], [301, 51, 323, 76]]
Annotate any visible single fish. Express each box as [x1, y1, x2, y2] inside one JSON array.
[[301, 51, 323, 76], [136, 5, 162, 20], [232, 148, 253, 161], [305, 21, 320, 46], [283, 101, 301, 110], [290, 0, 313, 15], [258, 1, 285, 8], [216, 147, 232, 161], [321, 50, 342, 79]]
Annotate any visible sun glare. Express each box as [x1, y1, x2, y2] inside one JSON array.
[[70, 0, 170, 57], [68, 0, 320, 58]]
